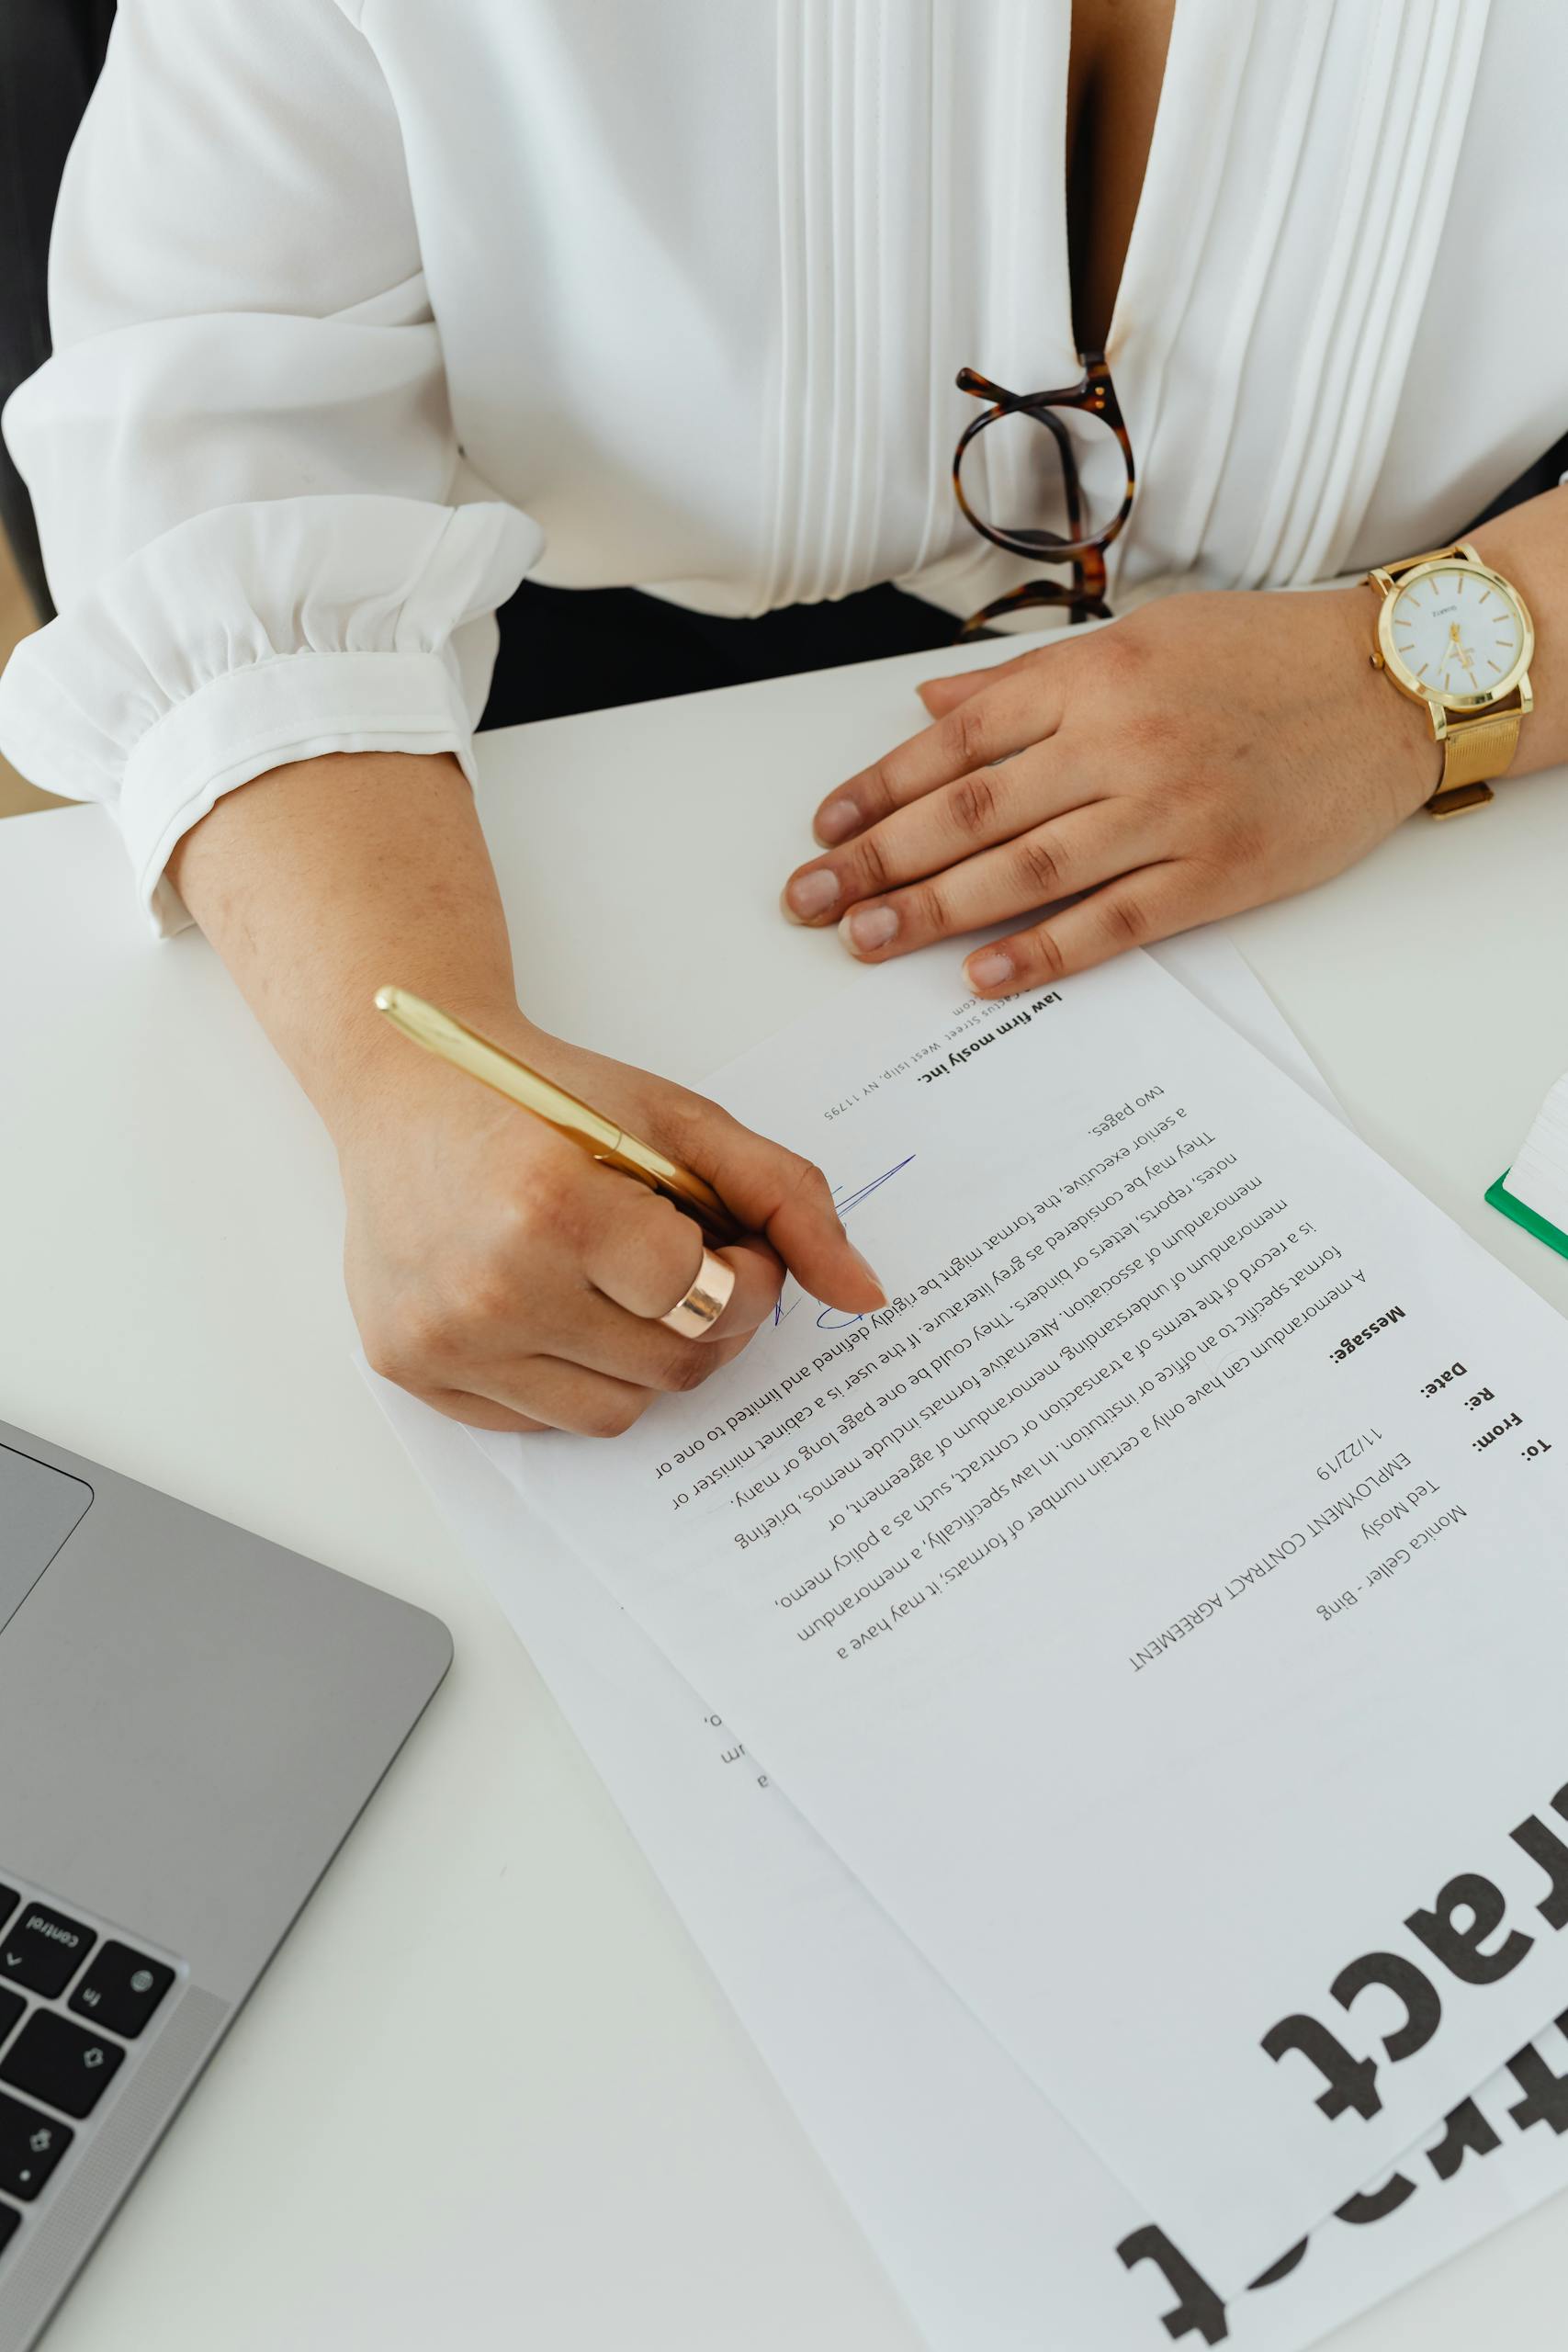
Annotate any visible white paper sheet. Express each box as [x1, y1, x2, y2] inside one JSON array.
[[1145, 933, 1340, 1126], [369, 1396, 1568, 2352], [507, 935, 1568, 2289], [1503, 1074, 1568, 1236], [367, 936, 1568, 2350]]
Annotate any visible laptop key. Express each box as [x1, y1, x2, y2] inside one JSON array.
[[0, 1891, 17, 1936], [0, 2092, 73, 2200], [70, 1941, 175, 2040], [0, 2013, 123, 2120], [0, 2202, 18, 2255], [0, 1906, 95, 1999], [0, 1990, 22, 2048]]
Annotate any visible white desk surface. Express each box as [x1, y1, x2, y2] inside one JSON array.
[[4, 634, 1568, 2351]]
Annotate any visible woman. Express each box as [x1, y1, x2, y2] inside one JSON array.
[[2, 0, 1564, 1438]]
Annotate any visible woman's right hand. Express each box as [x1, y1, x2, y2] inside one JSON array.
[[165, 747, 879, 1436], [338, 1009, 886, 1434]]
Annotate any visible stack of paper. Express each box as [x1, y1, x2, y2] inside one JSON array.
[[374, 930, 1568, 2350], [1489, 1073, 1568, 1262]]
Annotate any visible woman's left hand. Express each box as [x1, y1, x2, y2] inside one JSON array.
[[780, 586, 1442, 997]]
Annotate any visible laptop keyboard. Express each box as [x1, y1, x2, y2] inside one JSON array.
[[0, 1883, 179, 2258]]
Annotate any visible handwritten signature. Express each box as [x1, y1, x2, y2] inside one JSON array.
[[772, 1154, 915, 1331]]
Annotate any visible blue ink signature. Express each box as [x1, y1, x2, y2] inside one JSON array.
[[772, 1154, 915, 1331]]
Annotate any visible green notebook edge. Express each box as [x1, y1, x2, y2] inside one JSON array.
[[1485, 1169, 1568, 1262]]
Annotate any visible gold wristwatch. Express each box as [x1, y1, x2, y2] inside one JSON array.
[[1366, 541, 1534, 817]]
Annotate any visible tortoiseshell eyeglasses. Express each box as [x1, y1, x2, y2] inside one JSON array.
[[951, 350, 1135, 640]]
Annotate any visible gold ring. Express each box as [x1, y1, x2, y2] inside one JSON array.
[[659, 1250, 735, 1338]]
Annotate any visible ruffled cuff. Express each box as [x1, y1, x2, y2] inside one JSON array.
[[0, 493, 542, 932]]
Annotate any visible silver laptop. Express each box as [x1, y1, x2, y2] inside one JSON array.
[[0, 1416, 451, 2347]]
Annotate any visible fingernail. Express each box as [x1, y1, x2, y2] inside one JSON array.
[[842, 904, 898, 955], [847, 1244, 886, 1306], [967, 948, 1015, 991], [816, 797, 861, 845], [784, 867, 840, 921]]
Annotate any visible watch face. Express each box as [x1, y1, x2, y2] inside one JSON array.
[[1386, 562, 1527, 705]]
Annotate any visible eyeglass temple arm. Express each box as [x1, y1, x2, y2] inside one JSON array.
[[956, 366, 1012, 403], [1034, 407, 1083, 541]]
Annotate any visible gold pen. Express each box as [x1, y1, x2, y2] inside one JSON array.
[[373, 986, 744, 1246]]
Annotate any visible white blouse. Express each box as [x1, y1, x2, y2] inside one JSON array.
[[0, 0, 1562, 931]]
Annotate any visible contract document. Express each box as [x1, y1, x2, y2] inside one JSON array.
[[504, 941, 1568, 2290], [378, 1378, 1568, 2352]]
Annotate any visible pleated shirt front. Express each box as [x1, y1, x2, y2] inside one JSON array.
[[0, 0, 1558, 923]]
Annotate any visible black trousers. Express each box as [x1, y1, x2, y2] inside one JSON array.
[[478, 576, 964, 730]]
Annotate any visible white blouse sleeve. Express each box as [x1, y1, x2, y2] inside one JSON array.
[[0, 0, 541, 933]]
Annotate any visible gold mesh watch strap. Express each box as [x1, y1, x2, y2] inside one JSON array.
[[1429, 708, 1521, 818], [1370, 542, 1531, 816]]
